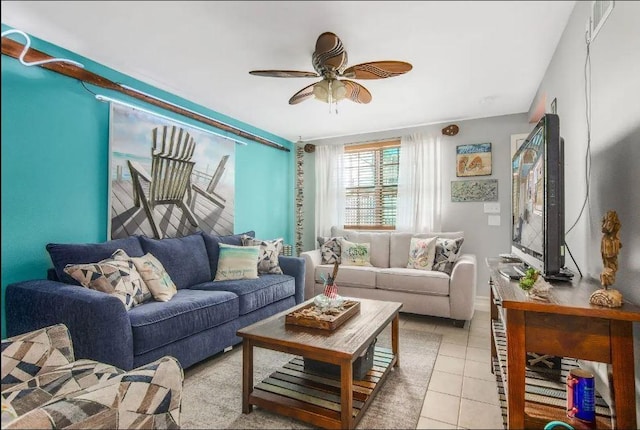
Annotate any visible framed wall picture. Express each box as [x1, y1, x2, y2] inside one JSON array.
[[451, 179, 498, 202], [108, 103, 236, 240], [456, 142, 492, 177]]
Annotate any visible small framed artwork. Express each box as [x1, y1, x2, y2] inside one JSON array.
[[451, 179, 498, 202], [456, 142, 492, 177]]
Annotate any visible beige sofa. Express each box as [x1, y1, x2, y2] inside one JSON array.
[[301, 227, 477, 326]]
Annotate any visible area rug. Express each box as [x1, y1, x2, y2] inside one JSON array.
[[180, 324, 441, 429]]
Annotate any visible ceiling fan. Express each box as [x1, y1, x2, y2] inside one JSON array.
[[249, 32, 412, 106]]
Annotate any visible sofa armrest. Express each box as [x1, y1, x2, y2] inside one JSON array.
[[1, 324, 75, 391], [5, 280, 134, 370], [300, 250, 322, 300], [449, 254, 477, 321], [279, 256, 305, 304]]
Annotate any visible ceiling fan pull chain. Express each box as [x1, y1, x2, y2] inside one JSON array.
[[328, 79, 333, 112]]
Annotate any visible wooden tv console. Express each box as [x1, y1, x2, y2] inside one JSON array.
[[487, 257, 640, 429]]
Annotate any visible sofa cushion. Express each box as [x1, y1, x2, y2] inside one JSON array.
[[139, 233, 211, 289], [376, 268, 451, 296], [389, 231, 464, 268], [315, 264, 378, 289], [191, 275, 295, 315], [201, 231, 256, 276], [1, 359, 124, 417], [331, 227, 390, 268], [47, 237, 144, 285], [127, 289, 239, 355]]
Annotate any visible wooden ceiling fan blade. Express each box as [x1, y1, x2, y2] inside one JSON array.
[[288, 82, 319, 105], [249, 70, 319, 78], [341, 61, 413, 79], [312, 32, 348, 73], [341, 80, 372, 104]]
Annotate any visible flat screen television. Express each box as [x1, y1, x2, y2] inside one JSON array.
[[511, 113, 570, 279]]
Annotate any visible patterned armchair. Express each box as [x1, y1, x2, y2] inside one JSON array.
[[1, 324, 183, 429]]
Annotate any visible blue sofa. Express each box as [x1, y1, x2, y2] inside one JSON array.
[[5, 231, 305, 371]]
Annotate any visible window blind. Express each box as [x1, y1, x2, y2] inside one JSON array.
[[343, 141, 399, 229]]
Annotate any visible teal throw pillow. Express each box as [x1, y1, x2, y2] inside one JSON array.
[[214, 244, 260, 281]]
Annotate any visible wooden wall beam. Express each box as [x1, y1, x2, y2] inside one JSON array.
[[1, 37, 290, 152]]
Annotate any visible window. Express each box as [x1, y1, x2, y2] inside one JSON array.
[[343, 140, 399, 229]]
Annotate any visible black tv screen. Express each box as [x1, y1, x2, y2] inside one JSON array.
[[511, 114, 565, 276]]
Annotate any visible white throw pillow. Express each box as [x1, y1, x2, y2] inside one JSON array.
[[339, 238, 373, 267], [407, 236, 438, 271]]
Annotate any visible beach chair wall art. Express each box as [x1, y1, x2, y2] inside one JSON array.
[[109, 103, 236, 240], [128, 126, 199, 238]]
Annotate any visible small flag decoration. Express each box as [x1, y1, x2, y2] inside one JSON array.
[[323, 282, 338, 299]]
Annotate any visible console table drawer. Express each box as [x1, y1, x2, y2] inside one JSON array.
[[524, 312, 611, 362]]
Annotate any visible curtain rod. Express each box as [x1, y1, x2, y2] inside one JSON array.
[[95, 94, 247, 145], [0, 35, 290, 152]]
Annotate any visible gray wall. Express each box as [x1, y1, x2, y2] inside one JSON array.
[[302, 113, 531, 297], [528, 0, 640, 302], [528, 1, 640, 414]]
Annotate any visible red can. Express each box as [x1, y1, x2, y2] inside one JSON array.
[[566, 368, 595, 422]]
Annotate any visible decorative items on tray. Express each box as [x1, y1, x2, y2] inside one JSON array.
[[519, 268, 552, 301], [286, 261, 361, 330], [315, 261, 344, 311], [589, 210, 623, 308]]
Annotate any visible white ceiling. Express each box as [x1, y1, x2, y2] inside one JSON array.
[[1, 1, 575, 143]]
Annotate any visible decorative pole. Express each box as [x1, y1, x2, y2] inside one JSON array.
[[590, 210, 623, 307], [295, 141, 305, 256]]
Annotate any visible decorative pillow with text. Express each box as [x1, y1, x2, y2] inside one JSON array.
[[339, 238, 373, 267], [214, 244, 260, 281]]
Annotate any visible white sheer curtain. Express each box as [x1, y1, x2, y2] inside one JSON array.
[[396, 133, 442, 232], [315, 144, 345, 238]]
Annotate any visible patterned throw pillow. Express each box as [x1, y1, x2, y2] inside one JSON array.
[[407, 236, 438, 271], [320, 237, 344, 264], [339, 238, 373, 267], [63, 249, 149, 310], [432, 237, 465, 275], [214, 244, 260, 281], [317, 236, 329, 249], [127, 253, 177, 302], [240, 235, 284, 274]]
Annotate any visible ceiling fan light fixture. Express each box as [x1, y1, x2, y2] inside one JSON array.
[[313, 79, 346, 103]]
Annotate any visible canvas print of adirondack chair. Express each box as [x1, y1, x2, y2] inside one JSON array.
[[128, 125, 199, 239], [190, 154, 229, 208]]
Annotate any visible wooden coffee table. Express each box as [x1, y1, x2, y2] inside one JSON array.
[[237, 298, 402, 429]]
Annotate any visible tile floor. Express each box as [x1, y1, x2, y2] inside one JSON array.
[[400, 310, 505, 429]]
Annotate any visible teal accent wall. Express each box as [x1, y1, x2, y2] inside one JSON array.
[[0, 26, 294, 338]]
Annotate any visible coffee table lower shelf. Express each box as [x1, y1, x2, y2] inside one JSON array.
[[248, 346, 396, 429]]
